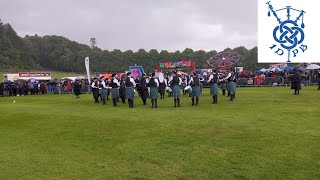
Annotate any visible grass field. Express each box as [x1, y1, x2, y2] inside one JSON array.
[[0, 86, 319, 179], [1, 71, 86, 79]]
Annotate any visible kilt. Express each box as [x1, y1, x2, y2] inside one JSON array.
[[125, 87, 134, 99], [149, 87, 158, 99], [92, 88, 99, 99], [100, 88, 108, 98], [172, 85, 180, 97], [192, 86, 201, 97], [119, 86, 125, 98], [228, 81, 236, 93], [220, 83, 226, 90], [140, 88, 149, 99], [158, 83, 166, 94], [226, 82, 230, 92], [111, 88, 119, 99], [210, 84, 219, 95]]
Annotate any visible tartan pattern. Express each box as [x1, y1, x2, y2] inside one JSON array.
[[125, 87, 135, 99], [210, 84, 219, 95], [228, 82, 236, 93], [192, 86, 201, 97], [100, 88, 108, 98], [220, 83, 227, 90], [149, 87, 158, 99], [172, 85, 180, 97], [111, 88, 119, 99]]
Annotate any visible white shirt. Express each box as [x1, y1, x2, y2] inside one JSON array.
[[153, 78, 159, 87], [113, 78, 120, 87], [91, 81, 99, 88], [207, 73, 220, 83], [189, 76, 202, 84], [188, 77, 194, 85], [224, 73, 232, 80], [100, 80, 108, 89], [128, 76, 136, 87], [168, 76, 182, 85]]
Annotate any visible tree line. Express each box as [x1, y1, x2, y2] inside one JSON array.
[[0, 19, 262, 73]]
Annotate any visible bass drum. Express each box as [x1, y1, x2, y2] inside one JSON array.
[[166, 87, 172, 93], [184, 85, 192, 93]]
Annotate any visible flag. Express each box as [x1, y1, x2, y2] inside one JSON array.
[[85, 57, 91, 84]]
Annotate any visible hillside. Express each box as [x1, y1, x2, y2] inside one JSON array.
[[0, 19, 262, 73]]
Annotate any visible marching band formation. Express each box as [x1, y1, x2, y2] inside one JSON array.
[[88, 68, 239, 108]]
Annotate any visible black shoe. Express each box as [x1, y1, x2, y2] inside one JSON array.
[[155, 99, 158, 108], [192, 98, 195, 106], [230, 94, 234, 101], [177, 98, 180, 107], [196, 97, 199, 106]]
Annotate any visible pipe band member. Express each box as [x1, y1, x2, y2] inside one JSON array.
[[140, 73, 149, 105], [148, 72, 159, 108], [125, 72, 136, 108], [224, 68, 237, 101], [207, 69, 219, 104], [100, 76, 108, 105], [110, 73, 121, 106], [168, 71, 182, 107], [91, 77, 100, 103], [189, 72, 201, 106]]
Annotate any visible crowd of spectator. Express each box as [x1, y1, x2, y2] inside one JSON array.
[[0, 79, 91, 97], [236, 70, 319, 86]]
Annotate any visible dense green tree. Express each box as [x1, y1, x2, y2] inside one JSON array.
[[0, 21, 262, 73]]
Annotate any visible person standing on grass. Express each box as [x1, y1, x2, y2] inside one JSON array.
[[168, 71, 182, 107], [73, 80, 81, 99], [119, 74, 126, 104], [207, 69, 219, 104], [220, 72, 227, 96], [125, 72, 136, 108], [158, 74, 167, 100], [291, 67, 302, 95], [224, 68, 236, 101], [91, 77, 100, 103], [139, 73, 149, 105], [110, 73, 121, 106], [148, 72, 159, 108], [100, 77, 108, 105], [189, 72, 201, 106]]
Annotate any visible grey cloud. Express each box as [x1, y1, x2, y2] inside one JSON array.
[[0, 0, 257, 52]]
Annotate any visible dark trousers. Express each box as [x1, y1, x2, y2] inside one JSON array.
[[92, 89, 99, 103]]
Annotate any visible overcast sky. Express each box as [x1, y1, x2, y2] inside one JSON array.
[[0, 0, 257, 52]]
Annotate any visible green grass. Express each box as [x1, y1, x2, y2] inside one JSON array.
[[49, 71, 86, 79], [0, 86, 319, 179], [0, 71, 86, 79]]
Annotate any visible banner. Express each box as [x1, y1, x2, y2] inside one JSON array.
[[158, 60, 195, 72], [159, 60, 193, 69], [18, 72, 51, 77], [85, 57, 91, 84]]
